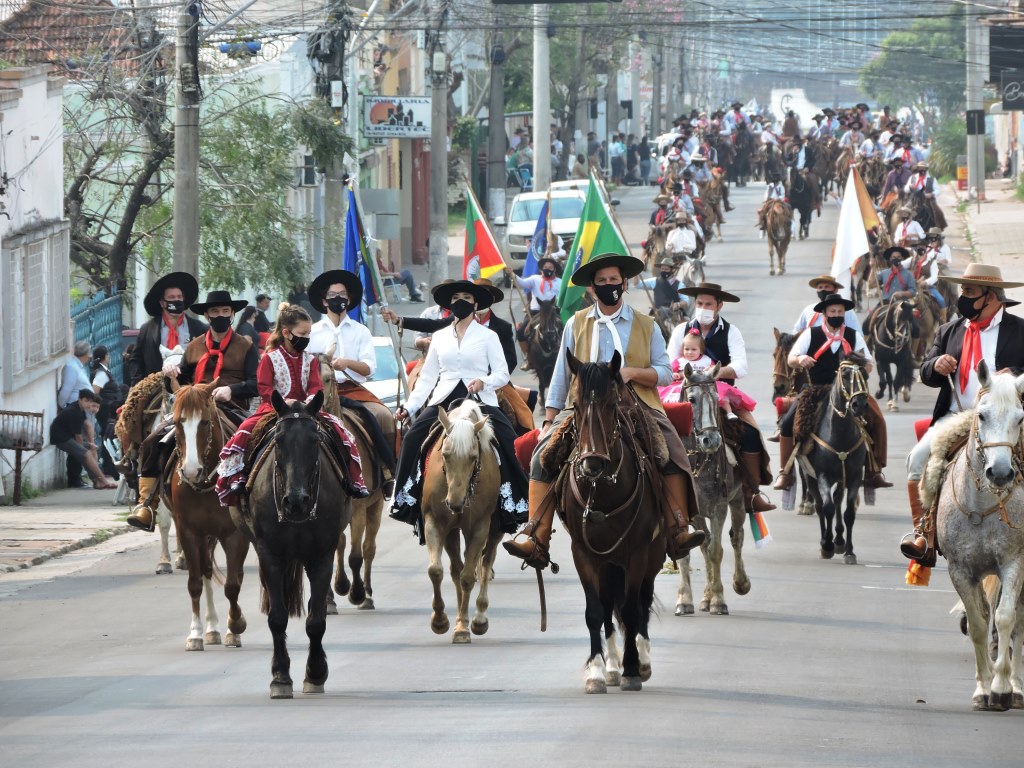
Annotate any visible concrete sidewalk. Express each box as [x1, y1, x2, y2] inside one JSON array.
[[948, 177, 1024, 304]]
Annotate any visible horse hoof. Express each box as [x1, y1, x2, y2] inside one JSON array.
[[155, 562, 172, 575], [358, 597, 375, 611], [606, 670, 621, 687], [733, 579, 751, 596], [902, 388, 911, 403], [843, 553, 858, 565], [185, 638, 203, 652], [675, 603, 695, 616], [990, 691, 1013, 711], [270, 682, 293, 700], [224, 633, 242, 648], [326, 599, 338, 616], [302, 681, 325, 695], [620, 676, 643, 692], [834, 536, 846, 549], [348, 586, 366, 606], [875, 389, 885, 399], [334, 575, 351, 597], [639, 664, 652, 682], [175, 557, 187, 571], [204, 631, 221, 646], [431, 616, 450, 635], [769, 269, 776, 277], [452, 629, 471, 644], [698, 600, 711, 612], [972, 694, 990, 711], [1013, 693, 1024, 710], [798, 503, 815, 516], [779, 267, 786, 275], [709, 604, 729, 616], [820, 544, 835, 560], [585, 679, 607, 694], [471, 618, 489, 636]]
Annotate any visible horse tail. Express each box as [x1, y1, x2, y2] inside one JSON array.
[[258, 559, 307, 617]]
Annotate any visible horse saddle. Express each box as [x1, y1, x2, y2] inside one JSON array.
[[244, 413, 352, 494]]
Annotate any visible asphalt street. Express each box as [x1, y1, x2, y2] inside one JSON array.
[[2, 182, 1023, 768]]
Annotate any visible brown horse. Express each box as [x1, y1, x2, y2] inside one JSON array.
[[168, 383, 249, 651], [912, 280, 945, 363], [772, 327, 810, 401], [318, 357, 385, 613], [811, 138, 840, 199], [765, 200, 793, 276], [421, 401, 502, 644], [699, 176, 725, 242], [560, 350, 663, 693]]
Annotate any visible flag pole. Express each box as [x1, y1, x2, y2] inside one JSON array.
[[593, 171, 658, 314], [465, 180, 532, 311]]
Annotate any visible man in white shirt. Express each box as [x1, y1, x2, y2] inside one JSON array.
[[307, 269, 397, 490], [793, 275, 862, 334], [893, 207, 926, 247], [665, 217, 698, 257]]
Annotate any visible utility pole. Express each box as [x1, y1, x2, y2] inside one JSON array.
[[628, 38, 641, 138], [651, 37, 662, 135], [428, 0, 449, 290], [965, 6, 986, 200], [532, 4, 551, 191], [486, 22, 507, 223], [172, 1, 200, 276]]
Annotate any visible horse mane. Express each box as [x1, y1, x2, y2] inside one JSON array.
[[576, 361, 614, 402], [173, 384, 212, 420], [447, 401, 495, 453], [981, 372, 1024, 415]]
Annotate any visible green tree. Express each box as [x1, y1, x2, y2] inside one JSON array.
[[860, 4, 966, 128]]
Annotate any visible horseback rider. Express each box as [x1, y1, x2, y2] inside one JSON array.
[[839, 121, 864, 150], [879, 157, 910, 205], [807, 113, 824, 141], [390, 280, 529, 541], [510, 256, 562, 367], [901, 264, 1024, 565], [668, 282, 778, 514], [863, 247, 921, 344], [654, 258, 686, 312], [127, 291, 259, 532], [775, 294, 892, 490], [215, 302, 368, 507], [794, 275, 862, 334], [502, 255, 706, 569], [893, 208, 926, 247], [905, 245, 947, 310], [757, 172, 787, 235], [904, 161, 935, 199], [687, 153, 713, 184], [925, 227, 952, 274], [128, 272, 207, 386], [666, 214, 699, 258], [649, 195, 672, 227], [671, 181, 696, 218], [306, 269, 398, 494]]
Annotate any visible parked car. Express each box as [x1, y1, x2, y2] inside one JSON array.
[[360, 336, 405, 412], [504, 189, 586, 269]]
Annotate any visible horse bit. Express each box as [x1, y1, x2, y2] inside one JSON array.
[[174, 410, 222, 493]]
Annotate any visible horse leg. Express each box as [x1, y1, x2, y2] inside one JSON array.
[[442, 528, 469, 643], [603, 603, 622, 687], [260, 549, 294, 699], [948, 566, 995, 710], [675, 553, 695, 616], [807, 475, 832, 559], [989, 564, 1024, 710], [454, 524, 486, 645], [728, 495, 751, 595], [704, 511, 728, 615], [472, 522, 502, 636], [619, 578, 643, 691], [178, 527, 205, 651], [425, 517, 450, 636], [223, 532, 249, 647], [637, 572, 656, 683], [358, 493, 383, 610], [156, 504, 173, 575], [302, 554, 332, 694], [840, 482, 860, 565], [347, 501, 367, 606], [768, 242, 776, 277], [1010, 599, 1024, 709], [333, 526, 351, 597], [582, 573, 608, 694]]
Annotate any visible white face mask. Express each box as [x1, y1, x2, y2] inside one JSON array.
[[694, 308, 717, 326]]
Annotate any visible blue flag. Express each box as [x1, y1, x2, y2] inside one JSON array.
[[522, 200, 549, 278], [342, 189, 381, 324]]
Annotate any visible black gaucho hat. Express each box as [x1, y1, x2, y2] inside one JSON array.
[[570, 254, 646, 287], [143, 272, 199, 317], [308, 269, 363, 314], [883, 245, 912, 262], [431, 280, 496, 311], [190, 290, 248, 315], [812, 293, 856, 313]]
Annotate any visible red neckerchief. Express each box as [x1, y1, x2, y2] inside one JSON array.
[[475, 311, 491, 326], [959, 313, 995, 393], [813, 325, 852, 360], [655, 208, 667, 225], [915, 174, 925, 190], [162, 311, 184, 348], [884, 267, 907, 293], [195, 328, 233, 383], [809, 312, 821, 329], [540, 276, 554, 294]]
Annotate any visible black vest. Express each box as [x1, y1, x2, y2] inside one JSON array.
[[688, 317, 734, 385], [807, 326, 858, 386]]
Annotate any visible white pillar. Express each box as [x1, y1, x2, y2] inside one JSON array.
[[532, 4, 551, 191]]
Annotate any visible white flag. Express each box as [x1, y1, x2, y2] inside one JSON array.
[[830, 170, 870, 300]]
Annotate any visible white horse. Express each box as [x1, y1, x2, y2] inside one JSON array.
[[932, 361, 1024, 711]]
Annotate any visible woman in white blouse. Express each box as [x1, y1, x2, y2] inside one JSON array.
[[390, 281, 529, 540]]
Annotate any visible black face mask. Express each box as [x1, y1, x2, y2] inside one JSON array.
[[816, 290, 831, 302], [661, 272, 672, 279], [327, 297, 347, 315], [209, 315, 232, 333], [957, 292, 986, 320], [290, 335, 310, 352], [826, 315, 845, 329], [450, 299, 475, 320], [593, 282, 623, 308], [164, 300, 185, 315], [542, 269, 555, 277]]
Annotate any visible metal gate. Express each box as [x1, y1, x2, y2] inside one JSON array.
[[71, 292, 124, 382]]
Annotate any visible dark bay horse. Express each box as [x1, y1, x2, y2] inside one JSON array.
[[236, 390, 352, 699], [788, 168, 815, 240], [869, 300, 915, 411], [525, 298, 564, 405], [796, 358, 870, 564], [560, 350, 663, 693], [772, 328, 815, 516]]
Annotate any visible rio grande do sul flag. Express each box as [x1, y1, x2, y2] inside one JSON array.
[[462, 185, 506, 281], [558, 173, 631, 322]]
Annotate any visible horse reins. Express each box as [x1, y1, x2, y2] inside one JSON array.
[[681, 378, 731, 496], [271, 411, 324, 523], [807, 362, 870, 488], [872, 302, 911, 354]]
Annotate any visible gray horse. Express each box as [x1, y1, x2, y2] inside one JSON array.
[[675, 363, 750, 616], [933, 361, 1024, 711]]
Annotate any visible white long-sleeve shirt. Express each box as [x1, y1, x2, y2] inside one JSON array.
[[668, 317, 749, 380], [515, 273, 561, 311], [792, 325, 872, 363], [307, 314, 376, 384], [666, 227, 697, 255]]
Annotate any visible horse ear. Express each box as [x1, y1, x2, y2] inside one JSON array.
[[306, 390, 324, 416], [683, 362, 694, 379], [566, 348, 580, 375], [473, 416, 489, 434], [977, 359, 991, 389], [437, 406, 451, 434], [609, 350, 622, 378], [773, 327, 781, 342], [710, 362, 721, 379], [271, 390, 288, 416]]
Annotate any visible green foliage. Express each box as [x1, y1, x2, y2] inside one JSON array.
[[289, 99, 353, 171], [451, 115, 478, 152], [859, 4, 965, 124], [928, 118, 965, 180], [1017, 178, 1024, 202], [18, 480, 43, 501]]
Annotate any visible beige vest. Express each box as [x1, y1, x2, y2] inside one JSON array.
[[569, 307, 665, 413]]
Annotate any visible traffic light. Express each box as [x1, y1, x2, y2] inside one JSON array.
[[620, 99, 633, 120]]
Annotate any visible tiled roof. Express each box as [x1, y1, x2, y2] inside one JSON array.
[[0, 1, 137, 71]]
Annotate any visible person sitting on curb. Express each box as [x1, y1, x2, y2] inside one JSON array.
[[49, 389, 117, 489]]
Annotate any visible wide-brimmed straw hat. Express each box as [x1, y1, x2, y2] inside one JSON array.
[[690, 153, 706, 162], [678, 281, 740, 303], [927, 227, 944, 237], [190, 290, 248, 315], [813, 293, 856, 313], [897, 206, 913, 215], [431, 279, 496, 310], [808, 274, 845, 290], [657, 258, 676, 270], [144, 272, 199, 317], [940, 263, 1024, 290], [653, 194, 671, 205], [308, 269, 363, 314], [570, 253, 646, 287]]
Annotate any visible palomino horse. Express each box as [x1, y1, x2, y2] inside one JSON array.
[[560, 350, 663, 693], [932, 363, 1024, 711], [236, 391, 351, 699], [869, 301, 915, 411], [525, 298, 564, 405], [675, 363, 749, 616], [168, 383, 249, 651], [796, 358, 869, 564], [318, 356, 384, 613], [422, 400, 502, 644], [765, 200, 793, 276]]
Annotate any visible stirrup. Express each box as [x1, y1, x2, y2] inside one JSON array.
[[899, 529, 929, 557]]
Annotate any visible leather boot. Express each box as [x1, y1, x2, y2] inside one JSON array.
[[900, 480, 934, 564], [127, 477, 158, 532], [741, 451, 776, 512], [518, 341, 532, 371], [502, 480, 555, 569], [772, 436, 796, 490], [662, 472, 706, 560]]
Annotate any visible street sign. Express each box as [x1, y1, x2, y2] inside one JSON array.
[[966, 109, 985, 136], [1001, 70, 1024, 112], [363, 96, 431, 139]]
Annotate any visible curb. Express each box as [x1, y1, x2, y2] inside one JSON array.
[[946, 181, 980, 264], [0, 523, 134, 573]]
